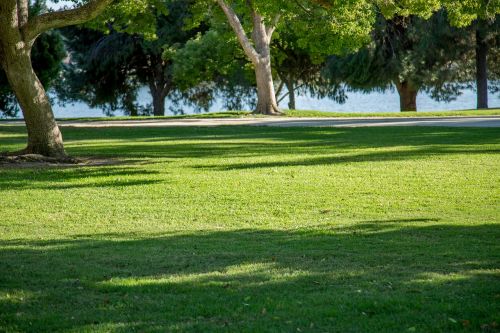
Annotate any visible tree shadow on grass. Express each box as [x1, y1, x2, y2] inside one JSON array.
[[2, 126, 498, 192], [0, 222, 498, 332], [0, 166, 164, 191], [193, 146, 500, 170], [1, 126, 499, 168], [65, 126, 500, 166], [59, 125, 500, 147]]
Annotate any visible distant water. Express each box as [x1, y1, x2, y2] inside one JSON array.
[[51, 86, 500, 118]]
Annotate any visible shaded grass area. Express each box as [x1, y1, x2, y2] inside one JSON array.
[[0, 124, 499, 332]]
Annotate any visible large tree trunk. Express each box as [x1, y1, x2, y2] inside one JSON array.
[[1, 39, 65, 157], [395, 81, 418, 112], [0, 0, 113, 157], [0, 0, 66, 157], [476, 25, 488, 109], [285, 78, 296, 110]]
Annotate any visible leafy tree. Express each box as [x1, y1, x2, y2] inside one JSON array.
[[58, 0, 210, 117], [0, 0, 164, 157], [172, 26, 258, 112], [0, 0, 119, 157], [56, 26, 143, 117], [272, 27, 346, 110], [473, 18, 499, 109], [189, 0, 374, 114], [175, 15, 346, 112], [325, 12, 481, 111]]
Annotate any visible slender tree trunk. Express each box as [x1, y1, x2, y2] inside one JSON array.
[[123, 91, 138, 117], [395, 81, 418, 112], [476, 25, 488, 109], [1, 44, 65, 157], [285, 78, 296, 110], [251, 14, 280, 115]]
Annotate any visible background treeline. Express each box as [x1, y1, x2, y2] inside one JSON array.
[[1, 0, 498, 118]]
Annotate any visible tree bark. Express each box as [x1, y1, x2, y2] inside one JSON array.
[[0, 0, 66, 156], [150, 86, 167, 117], [250, 10, 280, 115], [395, 81, 418, 112], [147, 60, 170, 117], [2, 48, 65, 156], [0, 0, 112, 157], [285, 78, 296, 110], [254, 59, 280, 114], [476, 25, 488, 109]]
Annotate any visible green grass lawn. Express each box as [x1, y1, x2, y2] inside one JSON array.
[[0, 124, 499, 332]]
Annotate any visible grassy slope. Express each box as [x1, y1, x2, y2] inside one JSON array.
[[0, 124, 499, 332], [284, 109, 500, 118]]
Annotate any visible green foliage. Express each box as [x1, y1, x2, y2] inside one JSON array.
[[287, 1, 375, 57], [56, 26, 142, 116], [58, 0, 226, 116], [172, 26, 257, 111], [272, 27, 347, 107], [192, 0, 377, 57], [324, 11, 483, 103], [442, 0, 500, 27], [375, 0, 442, 19], [74, 0, 168, 39]]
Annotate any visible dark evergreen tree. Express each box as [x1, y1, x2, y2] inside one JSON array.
[[473, 18, 499, 109], [57, 0, 209, 116], [325, 11, 478, 112]]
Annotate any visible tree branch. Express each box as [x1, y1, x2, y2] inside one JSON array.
[[275, 80, 285, 97], [309, 0, 332, 9], [17, 0, 29, 28], [216, 0, 260, 65], [23, 0, 113, 43], [265, 14, 281, 39]]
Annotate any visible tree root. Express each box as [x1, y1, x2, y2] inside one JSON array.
[[253, 108, 283, 116], [0, 153, 80, 165]]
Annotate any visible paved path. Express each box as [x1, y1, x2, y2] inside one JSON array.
[[3, 116, 500, 128]]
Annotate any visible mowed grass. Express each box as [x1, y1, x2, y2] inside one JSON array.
[[0, 124, 499, 332]]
